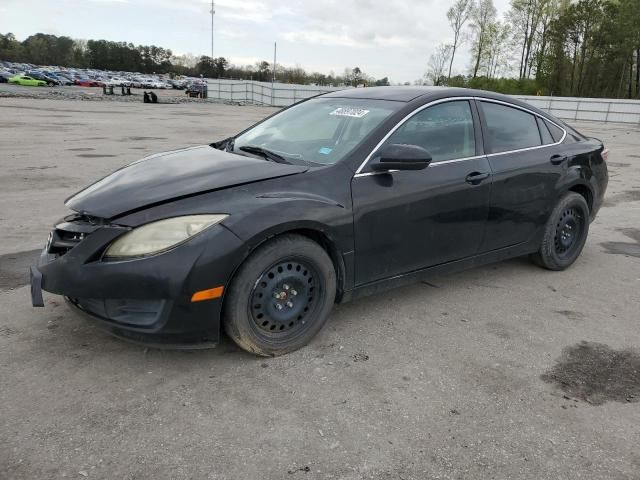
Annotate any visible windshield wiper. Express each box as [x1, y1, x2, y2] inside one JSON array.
[[239, 145, 290, 164]]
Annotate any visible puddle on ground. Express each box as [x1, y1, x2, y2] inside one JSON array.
[[600, 228, 640, 258], [555, 310, 585, 321], [542, 341, 640, 405], [66, 147, 95, 152], [0, 249, 42, 290], [76, 154, 117, 158]]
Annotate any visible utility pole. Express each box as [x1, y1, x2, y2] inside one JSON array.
[[210, 1, 215, 60], [271, 42, 277, 106], [272, 42, 277, 83]]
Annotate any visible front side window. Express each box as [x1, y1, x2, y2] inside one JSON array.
[[232, 98, 402, 166], [382, 100, 476, 162], [481, 101, 542, 153]]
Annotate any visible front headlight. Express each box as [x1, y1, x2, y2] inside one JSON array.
[[104, 214, 228, 259]]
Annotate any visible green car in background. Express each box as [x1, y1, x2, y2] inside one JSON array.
[[8, 75, 47, 87]]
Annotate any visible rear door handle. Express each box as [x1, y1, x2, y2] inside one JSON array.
[[465, 171, 490, 185], [550, 154, 568, 165]]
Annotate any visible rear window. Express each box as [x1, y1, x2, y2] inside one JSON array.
[[545, 120, 565, 143], [481, 102, 541, 153], [536, 117, 554, 145]]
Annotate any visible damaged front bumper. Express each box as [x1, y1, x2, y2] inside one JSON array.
[[31, 214, 248, 347]]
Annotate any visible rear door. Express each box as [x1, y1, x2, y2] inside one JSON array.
[[477, 99, 567, 252], [351, 99, 492, 285]]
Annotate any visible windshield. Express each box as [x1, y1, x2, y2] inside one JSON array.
[[231, 97, 402, 166]]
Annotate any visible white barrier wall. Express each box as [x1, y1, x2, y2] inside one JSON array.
[[206, 79, 346, 107], [206, 79, 640, 125], [515, 95, 640, 125]]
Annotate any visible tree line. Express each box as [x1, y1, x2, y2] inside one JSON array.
[[0, 32, 389, 87], [4, 0, 639, 99], [427, 0, 640, 98]]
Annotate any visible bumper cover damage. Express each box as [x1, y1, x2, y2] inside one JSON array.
[[31, 216, 248, 346]]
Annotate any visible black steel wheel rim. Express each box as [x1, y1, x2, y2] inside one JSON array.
[[249, 259, 322, 336], [554, 207, 584, 257]]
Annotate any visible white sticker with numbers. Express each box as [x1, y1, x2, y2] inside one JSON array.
[[330, 107, 370, 118]]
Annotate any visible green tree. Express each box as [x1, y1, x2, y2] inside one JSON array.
[[469, 0, 498, 77], [447, 0, 474, 78]]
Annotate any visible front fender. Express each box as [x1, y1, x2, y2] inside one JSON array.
[[224, 198, 351, 248], [222, 197, 354, 300]]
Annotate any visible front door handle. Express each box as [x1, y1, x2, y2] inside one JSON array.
[[550, 154, 568, 165], [465, 171, 490, 185]]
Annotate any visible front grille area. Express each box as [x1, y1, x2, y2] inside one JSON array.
[[47, 214, 106, 257], [48, 229, 86, 256]]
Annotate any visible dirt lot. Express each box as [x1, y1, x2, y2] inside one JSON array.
[[1, 95, 639, 480]]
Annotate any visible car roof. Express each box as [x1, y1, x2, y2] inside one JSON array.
[[322, 86, 522, 104], [322, 86, 447, 102], [321, 86, 554, 120]]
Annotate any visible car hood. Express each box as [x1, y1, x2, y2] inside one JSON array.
[[65, 145, 308, 219]]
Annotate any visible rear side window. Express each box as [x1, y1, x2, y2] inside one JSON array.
[[545, 120, 565, 142], [481, 102, 541, 153], [536, 117, 554, 145], [384, 100, 476, 162]]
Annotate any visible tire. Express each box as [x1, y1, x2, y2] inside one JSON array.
[[223, 234, 336, 356], [530, 192, 590, 271]]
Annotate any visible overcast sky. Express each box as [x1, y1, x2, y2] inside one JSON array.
[[0, 0, 511, 83]]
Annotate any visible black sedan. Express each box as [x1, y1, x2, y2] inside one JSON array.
[[31, 87, 608, 356]]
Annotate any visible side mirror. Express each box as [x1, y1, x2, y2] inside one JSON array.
[[370, 144, 432, 171]]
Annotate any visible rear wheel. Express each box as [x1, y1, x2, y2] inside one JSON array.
[[530, 192, 589, 270], [223, 234, 336, 356]]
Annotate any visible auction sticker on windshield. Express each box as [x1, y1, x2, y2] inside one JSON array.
[[330, 107, 370, 118]]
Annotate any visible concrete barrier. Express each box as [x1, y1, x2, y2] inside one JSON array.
[[206, 78, 346, 107], [515, 95, 640, 125], [206, 79, 640, 125]]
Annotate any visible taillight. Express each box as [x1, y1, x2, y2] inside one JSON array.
[[601, 148, 609, 162]]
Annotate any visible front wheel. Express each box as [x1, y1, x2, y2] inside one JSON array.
[[223, 234, 336, 356], [530, 192, 590, 271]]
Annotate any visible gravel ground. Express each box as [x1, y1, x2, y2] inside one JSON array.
[[0, 96, 639, 480]]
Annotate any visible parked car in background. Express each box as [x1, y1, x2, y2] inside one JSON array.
[[47, 72, 74, 85], [185, 80, 207, 97], [26, 71, 61, 86], [0, 70, 12, 83], [74, 78, 100, 87], [105, 76, 131, 87], [127, 76, 144, 88], [169, 79, 188, 90], [8, 74, 47, 87]]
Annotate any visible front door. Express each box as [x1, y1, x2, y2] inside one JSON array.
[[351, 99, 492, 285]]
